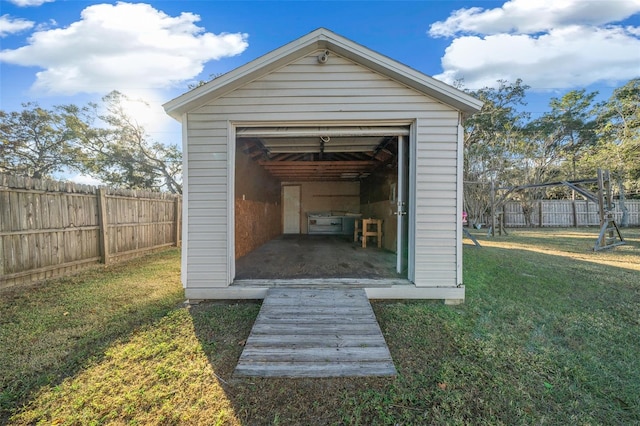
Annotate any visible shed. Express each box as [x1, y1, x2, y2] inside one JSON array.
[[163, 28, 482, 302]]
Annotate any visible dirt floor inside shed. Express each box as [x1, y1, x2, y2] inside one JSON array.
[[234, 235, 404, 280]]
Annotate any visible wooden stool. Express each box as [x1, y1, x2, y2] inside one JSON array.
[[354, 218, 382, 248]]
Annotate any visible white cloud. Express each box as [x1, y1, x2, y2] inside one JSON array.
[[0, 14, 35, 37], [429, 0, 640, 37], [434, 26, 640, 89], [7, 0, 54, 7], [0, 2, 249, 95], [429, 0, 640, 90], [34, 19, 58, 32]]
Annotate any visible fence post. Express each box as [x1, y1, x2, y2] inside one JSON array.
[[538, 201, 543, 227], [572, 200, 578, 227], [490, 180, 496, 237], [502, 204, 507, 228], [0, 175, 5, 278], [0, 233, 4, 277], [97, 188, 110, 265], [174, 196, 182, 248]]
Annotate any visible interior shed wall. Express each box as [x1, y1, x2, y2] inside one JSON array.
[[235, 145, 281, 259], [183, 50, 462, 291], [360, 168, 398, 252], [289, 181, 360, 234]]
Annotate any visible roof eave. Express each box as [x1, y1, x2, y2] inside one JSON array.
[[163, 28, 483, 119], [163, 29, 331, 120], [315, 33, 483, 114]]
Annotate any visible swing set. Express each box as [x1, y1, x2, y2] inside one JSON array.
[[488, 169, 626, 251]]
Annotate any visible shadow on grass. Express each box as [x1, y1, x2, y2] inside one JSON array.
[[187, 300, 388, 425], [0, 250, 184, 424], [466, 226, 640, 252], [5, 240, 639, 424], [189, 242, 640, 425]]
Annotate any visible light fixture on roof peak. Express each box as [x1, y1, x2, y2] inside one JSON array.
[[317, 50, 330, 64]]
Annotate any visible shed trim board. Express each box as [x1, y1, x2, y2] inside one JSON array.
[[164, 28, 482, 301], [184, 285, 465, 301], [164, 28, 482, 119], [408, 121, 418, 282], [456, 122, 464, 286], [227, 120, 236, 284], [180, 113, 189, 288], [396, 134, 408, 275], [229, 120, 415, 283]]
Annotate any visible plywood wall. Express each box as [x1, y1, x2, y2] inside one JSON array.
[[235, 146, 281, 258]]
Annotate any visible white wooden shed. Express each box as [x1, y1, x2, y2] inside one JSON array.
[[164, 28, 482, 302]]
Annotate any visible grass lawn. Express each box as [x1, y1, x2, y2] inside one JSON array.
[[1, 228, 639, 425]]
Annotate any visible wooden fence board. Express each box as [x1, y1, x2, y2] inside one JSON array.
[[1, 174, 181, 289], [9, 190, 20, 231]]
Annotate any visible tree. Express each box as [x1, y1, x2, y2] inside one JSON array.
[[532, 90, 601, 183], [582, 78, 640, 224], [462, 79, 530, 226], [187, 73, 223, 90], [64, 91, 182, 193], [589, 78, 640, 185], [0, 103, 82, 179]]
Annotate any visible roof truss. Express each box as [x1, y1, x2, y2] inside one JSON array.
[[239, 130, 399, 181]]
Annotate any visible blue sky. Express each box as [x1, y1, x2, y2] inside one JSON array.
[[1, 0, 639, 182]]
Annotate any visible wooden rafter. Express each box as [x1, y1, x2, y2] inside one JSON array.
[[258, 160, 377, 181], [237, 133, 400, 181]]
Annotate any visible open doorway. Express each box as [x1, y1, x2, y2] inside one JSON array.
[[282, 185, 301, 234], [233, 125, 411, 281]]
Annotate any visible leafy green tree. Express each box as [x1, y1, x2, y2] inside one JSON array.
[[580, 78, 640, 224], [587, 78, 640, 185], [0, 104, 82, 179], [463, 79, 530, 226], [64, 91, 182, 193], [532, 90, 601, 183]]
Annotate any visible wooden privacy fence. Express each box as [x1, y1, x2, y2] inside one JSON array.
[[0, 174, 181, 289], [502, 199, 640, 228]]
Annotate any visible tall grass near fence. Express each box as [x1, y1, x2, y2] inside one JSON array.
[[0, 174, 181, 289]]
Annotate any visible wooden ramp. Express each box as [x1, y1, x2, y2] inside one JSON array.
[[234, 288, 396, 378]]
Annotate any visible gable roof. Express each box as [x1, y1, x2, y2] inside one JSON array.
[[163, 28, 483, 119]]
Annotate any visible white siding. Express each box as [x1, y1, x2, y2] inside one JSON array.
[[184, 51, 462, 291], [413, 115, 460, 287], [184, 118, 229, 288]]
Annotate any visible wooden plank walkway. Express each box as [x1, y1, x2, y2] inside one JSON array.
[[234, 288, 397, 378]]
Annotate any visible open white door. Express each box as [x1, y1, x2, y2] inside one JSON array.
[[396, 135, 409, 274], [283, 185, 301, 234]]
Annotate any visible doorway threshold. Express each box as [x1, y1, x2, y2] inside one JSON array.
[[232, 278, 413, 288]]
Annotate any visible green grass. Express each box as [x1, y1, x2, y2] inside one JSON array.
[[2, 229, 639, 425], [0, 249, 185, 424]]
